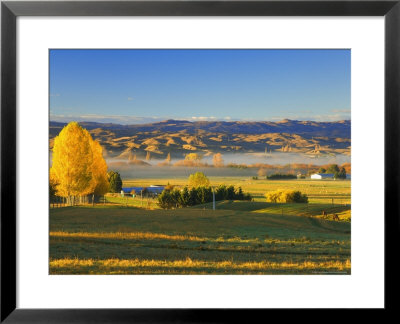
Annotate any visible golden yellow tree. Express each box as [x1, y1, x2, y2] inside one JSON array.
[[50, 122, 93, 203], [146, 151, 151, 161], [85, 140, 109, 197], [213, 153, 224, 167], [50, 122, 108, 205], [188, 172, 210, 187], [185, 153, 202, 161], [257, 168, 267, 178]]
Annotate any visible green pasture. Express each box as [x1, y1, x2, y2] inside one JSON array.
[[104, 195, 159, 209], [122, 177, 351, 204], [50, 178, 351, 275]]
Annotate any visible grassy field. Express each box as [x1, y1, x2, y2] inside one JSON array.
[[50, 178, 351, 275], [123, 177, 351, 205]]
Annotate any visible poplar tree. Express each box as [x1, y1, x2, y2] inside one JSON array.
[[50, 122, 108, 205], [188, 172, 210, 187], [50, 122, 92, 204], [213, 153, 224, 167], [87, 140, 109, 196], [146, 151, 151, 161]]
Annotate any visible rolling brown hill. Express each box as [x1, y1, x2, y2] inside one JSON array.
[[49, 119, 351, 160]]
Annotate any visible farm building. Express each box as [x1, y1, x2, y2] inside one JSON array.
[[310, 173, 335, 179]]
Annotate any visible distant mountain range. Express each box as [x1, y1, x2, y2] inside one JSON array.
[[49, 119, 351, 160]]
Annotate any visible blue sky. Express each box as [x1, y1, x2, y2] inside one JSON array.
[[50, 49, 350, 124]]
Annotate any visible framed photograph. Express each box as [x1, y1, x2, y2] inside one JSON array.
[[1, 0, 398, 321]]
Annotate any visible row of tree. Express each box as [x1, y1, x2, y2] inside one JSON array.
[[158, 184, 251, 209], [318, 164, 347, 179], [266, 173, 297, 180], [173, 152, 224, 168]]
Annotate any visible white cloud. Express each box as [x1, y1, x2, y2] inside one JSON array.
[[189, 116, 217, 121], [50, 114, 237, 125], [50, 113, 350, 125], [268, 113, 351, 122], [50, 114, 165, 124]]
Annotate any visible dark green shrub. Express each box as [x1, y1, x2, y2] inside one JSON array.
[[235, 187, 244, 200], [215, 185, 227, 201], [179, 187, 190, 207], [197, 186, 212, 204], [107, 171, 122, 193], [266, 173, 297, 180], [334, 167, 347, 179], [157, 190, 174, 209], [188, 187, 199, 206], [326, 164, 340, 174], [226, 185, 235, 200]]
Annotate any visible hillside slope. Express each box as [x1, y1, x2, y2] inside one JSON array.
[[49, 119, 351, 159]]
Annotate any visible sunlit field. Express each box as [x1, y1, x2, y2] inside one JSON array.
[[123, 177, 351, 204], [50, 177, 351, 275]]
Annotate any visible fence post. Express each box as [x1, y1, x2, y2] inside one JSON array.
[[213, 188, 215, 211]]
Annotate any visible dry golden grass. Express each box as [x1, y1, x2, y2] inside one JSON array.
[[50, 231, 208, 242], [50, 257, 350, 274], [52, 231, 345, 245]]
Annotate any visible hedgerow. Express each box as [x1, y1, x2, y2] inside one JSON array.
[[158, 185, 251, 209]]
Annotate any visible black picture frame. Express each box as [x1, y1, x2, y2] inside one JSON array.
[[1, 0, 398, 321]]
